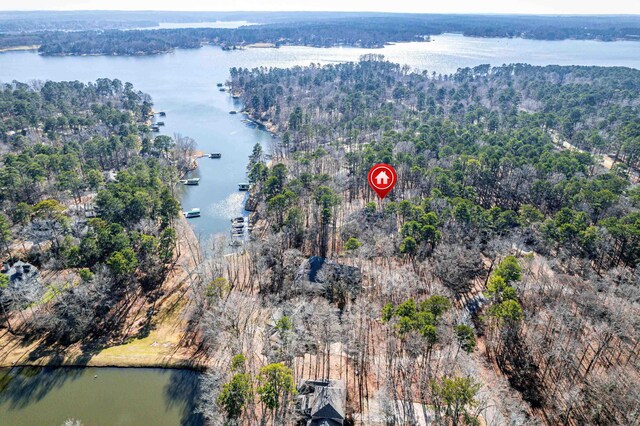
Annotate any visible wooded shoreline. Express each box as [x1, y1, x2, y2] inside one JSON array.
[[3, 14, 640, 57]]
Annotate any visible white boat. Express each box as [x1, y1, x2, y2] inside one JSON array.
[[184, 178, 200, 185], [184, 208, 201, 218]]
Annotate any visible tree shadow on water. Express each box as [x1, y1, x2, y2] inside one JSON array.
[[0, 365, 85, 410], [164, 368, 205, 426]]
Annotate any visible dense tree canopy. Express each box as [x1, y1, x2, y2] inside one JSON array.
[[0, 79, 187, 345]]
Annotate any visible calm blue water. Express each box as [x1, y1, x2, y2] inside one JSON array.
[[0, 34, 639, 425]]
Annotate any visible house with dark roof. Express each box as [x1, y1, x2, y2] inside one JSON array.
[[1, 261, 39, 287], [1, 261, 41, 310], [296, 379, 346, 426], [294, 257, 361, 303]]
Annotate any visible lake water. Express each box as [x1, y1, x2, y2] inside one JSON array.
[[0, 367, 202, 425], [0, 33, 639, 425]]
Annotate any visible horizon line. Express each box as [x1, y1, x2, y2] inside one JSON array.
[[1, 10, 640, 17]]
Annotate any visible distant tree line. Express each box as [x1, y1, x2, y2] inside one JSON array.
[[2, 14, 640, 55]]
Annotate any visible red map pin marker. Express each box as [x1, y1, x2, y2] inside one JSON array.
[[368, 163, 397, 199]]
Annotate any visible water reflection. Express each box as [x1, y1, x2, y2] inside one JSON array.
[[210, 192, 249, 220], [165, 369, 205, 426], [0, 367, 203, 425], [0, 367, 84, 410]]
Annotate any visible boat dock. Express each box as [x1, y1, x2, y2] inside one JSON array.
[[229, 216, 252, 245]]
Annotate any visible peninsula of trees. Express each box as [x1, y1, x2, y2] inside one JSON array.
[[188, 58, 640, 424]]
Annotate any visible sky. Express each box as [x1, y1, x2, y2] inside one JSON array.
[[1, 0, 639, 15]]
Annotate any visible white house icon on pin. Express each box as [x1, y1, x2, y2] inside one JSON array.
[[375, 170, 390, 185]]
